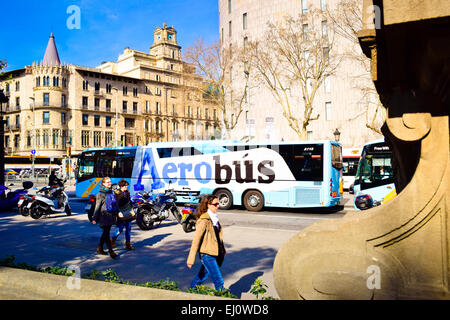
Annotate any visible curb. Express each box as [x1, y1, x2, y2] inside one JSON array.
[[0, 267, 230, 300]]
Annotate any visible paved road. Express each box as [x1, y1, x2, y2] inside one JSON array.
[[0, 189, 354, 299]]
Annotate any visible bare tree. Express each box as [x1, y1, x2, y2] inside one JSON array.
[[184, 39, 253, 139], [248, 10, 340, 140], [326, 0, 385, 134]]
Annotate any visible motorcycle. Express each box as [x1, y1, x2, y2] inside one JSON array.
[[85, 194, 96, 222], [135, 184, 196, 233], [18, 193, 35, 216], [28, 179, 72, 219], [0, 181, 34, 212]]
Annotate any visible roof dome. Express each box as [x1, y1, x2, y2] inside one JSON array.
[[42, 33, 61, 66]]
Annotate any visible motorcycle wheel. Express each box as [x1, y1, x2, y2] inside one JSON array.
[[136, 209, 155, 230], [182, 217, 196, 233], [170, 206, 182, 223], [65, 204, 72, 216], [19, 205, 29, 217], [30, 205, 44, 220]]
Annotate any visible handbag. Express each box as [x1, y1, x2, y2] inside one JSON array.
[[118, 203, 135, 220]]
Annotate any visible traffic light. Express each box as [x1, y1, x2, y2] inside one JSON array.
[[29, 154, 33, 161], [67, 146, 71, 157]]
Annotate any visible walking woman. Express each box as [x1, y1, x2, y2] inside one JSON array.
[[187, 195, 226, 290], [92, 177, 118, 259], [111, 179, 135, 251]]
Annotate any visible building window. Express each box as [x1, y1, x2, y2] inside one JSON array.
[[61, 112, 66, 125], [36, 77, 40, 87], [15, 97, 20, 107], [15, 81, 20, 91], [94, 115, 100, 126], [61, 94, 66, 107], [81, 130, 90, 147], [322, 20, 328, 37], [229, 21, 232, 37], [27, 131, 31, 147], [43, 111, 50, 124], [133, 88, 138, 97], [43, 129, 49, 147], [15, 115, 20, 129], [43, 93, 50, 106], [125, 118, 135, 129], [94, 131, 101, 147], [228, 0, 231, 14], [105, 132, 113, 146], [83, 80, 88, 90], [155, 87, 161, 95], [94, 82, 100, 93], [324, 75, 331, 93], [156, 102, 161, 114], [325, 102, 332, 121], [82, 96, 88, 108], [133, 102, 138, 114], [53, 77, 59, 87], [106, 99, 111, 112], [321, 0, 327, 11], [323, 47, 330, 61], [123, 86, 128, 95], [145, 101, 150, 113], [243, 36, 248, 50], [106, 83, 112, 93], [52, 129, 59, 148], [243, 13, 247, 30], [105, 116, 111, 127], [94, 98, 100, 110], [82, 114, 89, 126], [302, 0, 308, 14], [122, 101, 127, 113]]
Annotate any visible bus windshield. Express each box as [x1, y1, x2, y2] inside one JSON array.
[[355, 142, 394, 190]]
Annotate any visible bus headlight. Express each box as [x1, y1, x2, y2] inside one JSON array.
[[355, 194, 374, 210]]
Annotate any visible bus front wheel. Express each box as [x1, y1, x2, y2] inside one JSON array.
[[243, 190, 264, 212], [214, 189, 233, 210]]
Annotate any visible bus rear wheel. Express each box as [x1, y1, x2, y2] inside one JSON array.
[[243, 190, 264, 212], [214, 189, 233, 210]]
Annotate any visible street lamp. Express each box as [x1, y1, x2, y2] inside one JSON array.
[[112, 87, 119, 147], [333, 128, 341, 142], [29, 96, 36, 179], [0, 89, 9, 186]]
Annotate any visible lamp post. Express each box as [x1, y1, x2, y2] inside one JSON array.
[[29, 96, 36, 179], [333, 128, 341, 142], [112, 87, 119, 147], [0, 89, 9, 186]]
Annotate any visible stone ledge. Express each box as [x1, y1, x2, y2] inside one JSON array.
[[0, 267, 230, 300]]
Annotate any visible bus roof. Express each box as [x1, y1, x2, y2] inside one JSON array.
[[363, 138, 386, 146], [80, 139, 341, 154]]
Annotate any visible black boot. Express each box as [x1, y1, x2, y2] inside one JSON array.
[[109, 249, 118, 259], [97, 245, 107, 255]]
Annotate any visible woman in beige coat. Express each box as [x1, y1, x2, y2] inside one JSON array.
[[187, 195, 226, 290]]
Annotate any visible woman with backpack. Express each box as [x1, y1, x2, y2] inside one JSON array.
[[92, 177, 118, 259], [110, 179, 135, 251]]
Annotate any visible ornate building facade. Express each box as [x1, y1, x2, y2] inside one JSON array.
[[0, 24, 220, 157]]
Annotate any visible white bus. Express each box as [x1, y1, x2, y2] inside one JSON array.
[[76, 140, 343, 212]]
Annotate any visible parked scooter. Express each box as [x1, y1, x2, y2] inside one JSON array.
[[28, 179, 71, 219], [0, 181, 34, 212], [18, 193, 34, 216], [135, 183, 196, 233]]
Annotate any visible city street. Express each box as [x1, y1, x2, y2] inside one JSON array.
[[0, 188, 353, 299]]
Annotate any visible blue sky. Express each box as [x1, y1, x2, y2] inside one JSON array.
[[1, 0, 219, 71]]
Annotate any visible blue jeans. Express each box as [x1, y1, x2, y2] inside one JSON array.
[[112, 221, 132, 242], [190, 253, 224, 290]]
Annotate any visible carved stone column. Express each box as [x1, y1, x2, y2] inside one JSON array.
[[273, 0, 450, 299]]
